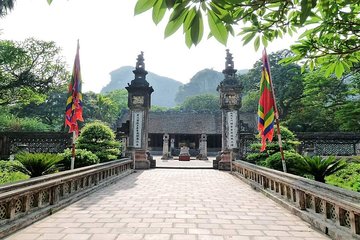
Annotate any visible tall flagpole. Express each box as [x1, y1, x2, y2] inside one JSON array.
[[264, 49, 287, 173], [71, 131, 76, 170]]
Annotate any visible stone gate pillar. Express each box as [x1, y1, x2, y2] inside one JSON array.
[[126, 52, 154, 169], [161, 133, 172, 159], [217, 49, 243, 170], [198, 134, 208, 160]]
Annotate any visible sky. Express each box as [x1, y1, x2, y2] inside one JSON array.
[[1, 0, 297, 93]]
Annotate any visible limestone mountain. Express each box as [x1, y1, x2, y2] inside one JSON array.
[[101, 66, 183, 107], [174, 68, 248, 104]]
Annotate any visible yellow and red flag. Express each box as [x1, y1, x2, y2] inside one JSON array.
[[258, 49, 275, 151], [65, 41, 83, 136]]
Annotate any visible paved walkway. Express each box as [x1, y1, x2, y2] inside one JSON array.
[[7, 169, 329, 240], [155, 156, 213, 168]]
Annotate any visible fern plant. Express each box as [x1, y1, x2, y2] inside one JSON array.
[[299, 156, 347, 183], [14, 152, 63, 178]]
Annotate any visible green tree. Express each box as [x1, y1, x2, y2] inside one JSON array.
[[11, 87, 68, 131], [0, 0, 15, 16], [241, 49, 303, 119], [285, 69, 360, 132], [0, 110, 50, 132], [180, 94, 219, 112], [82, 90, 127, 127], [0, 38, 69, 106], [133, 0, 360, 77]]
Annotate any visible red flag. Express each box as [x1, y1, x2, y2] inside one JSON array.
[[65, 41, 83, 136], [258, 49, 275, 151]]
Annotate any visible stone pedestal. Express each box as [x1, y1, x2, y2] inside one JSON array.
[[134, 150, 150, 169], [213, 152, 221, 169], [219, 151, 231, 171], [179, 146, 190, 161]]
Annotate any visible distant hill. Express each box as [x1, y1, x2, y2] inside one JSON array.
[[101, 66, 183, 107], [174, 68, 248, 104]]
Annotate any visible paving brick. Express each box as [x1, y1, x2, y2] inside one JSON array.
[[5, 169, 330, 240]]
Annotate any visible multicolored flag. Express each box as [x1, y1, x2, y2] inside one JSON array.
[[65, 41, 83, 136], [258, 49, 275, 151]]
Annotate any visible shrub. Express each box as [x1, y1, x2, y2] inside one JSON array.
[[0, 171, 29, 184], [246, 126, 300, 166], [326, 162, 360, 192], [61, 149, 99, 170], [0, 160, 29, 184], [299, 156, 347, 183], [0, 112, 50, 132], [265, 151, 305, 175], [14, 152, 63, 177], [77, 121, 121, 162]]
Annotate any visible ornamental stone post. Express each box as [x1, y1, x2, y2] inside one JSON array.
[[197, 134, 208, 160], [217, 49, 243, 170], [125, 52, 154, 169], [161, 133, 172, 159]]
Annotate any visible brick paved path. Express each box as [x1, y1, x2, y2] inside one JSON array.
[[6, 169, 329, 240]]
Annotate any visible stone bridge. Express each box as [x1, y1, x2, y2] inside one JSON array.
[[1, 159, 359, 240]]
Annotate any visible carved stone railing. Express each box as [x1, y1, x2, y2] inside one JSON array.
[[0, 159, 133, 238], [232, 160, 360, 240]]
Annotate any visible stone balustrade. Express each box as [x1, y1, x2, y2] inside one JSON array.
[[0, 159, 133, 238], [232, 160, 360, 240]]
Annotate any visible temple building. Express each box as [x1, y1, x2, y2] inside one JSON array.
[[117, 110, 256, 156]]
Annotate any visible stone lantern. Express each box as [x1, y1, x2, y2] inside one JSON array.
[[217, 49, 243, 170], [125, 52, 154, 169]]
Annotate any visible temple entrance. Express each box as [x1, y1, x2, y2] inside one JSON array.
[[118, 50, 256, 170]]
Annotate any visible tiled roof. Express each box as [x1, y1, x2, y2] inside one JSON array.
[[117, 110, 257, 135]]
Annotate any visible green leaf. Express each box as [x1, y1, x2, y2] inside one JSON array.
[[165, 0, 175, 9], [190, 11, 204, 45], [183, 8, 196, 32], [309, 60, 314, 71], [185, 29, 192, 48], [242, 32, 256, 46], [164, 12, 187, 38], [254, 35, 260, 51], [207, 11, 228, 45], [47, 0, 53, 4], [262, 35, 268, 48], [324, 62, 336, 77], [152, 0, 167, 25], [300, 0, 313, 24], [335, 62, 344, 78], [135, 0, 157, 15]]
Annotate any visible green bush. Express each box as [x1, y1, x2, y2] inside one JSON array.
[[61, 149, 99, 170], [326, 163, 360, 192], [0, 171, 29, 184], [246, 126, 300, 166], [0, 160, 29, 184], [299, 156, 347, 183], [14, 152, 63, 177], [265, 151, 305, 175], [77, 121, 121, 162], [0, 112, 50, 132]]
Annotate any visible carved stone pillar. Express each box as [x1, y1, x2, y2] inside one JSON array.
[[126, 52, 154, 169], [217, 49, 243, 170]]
